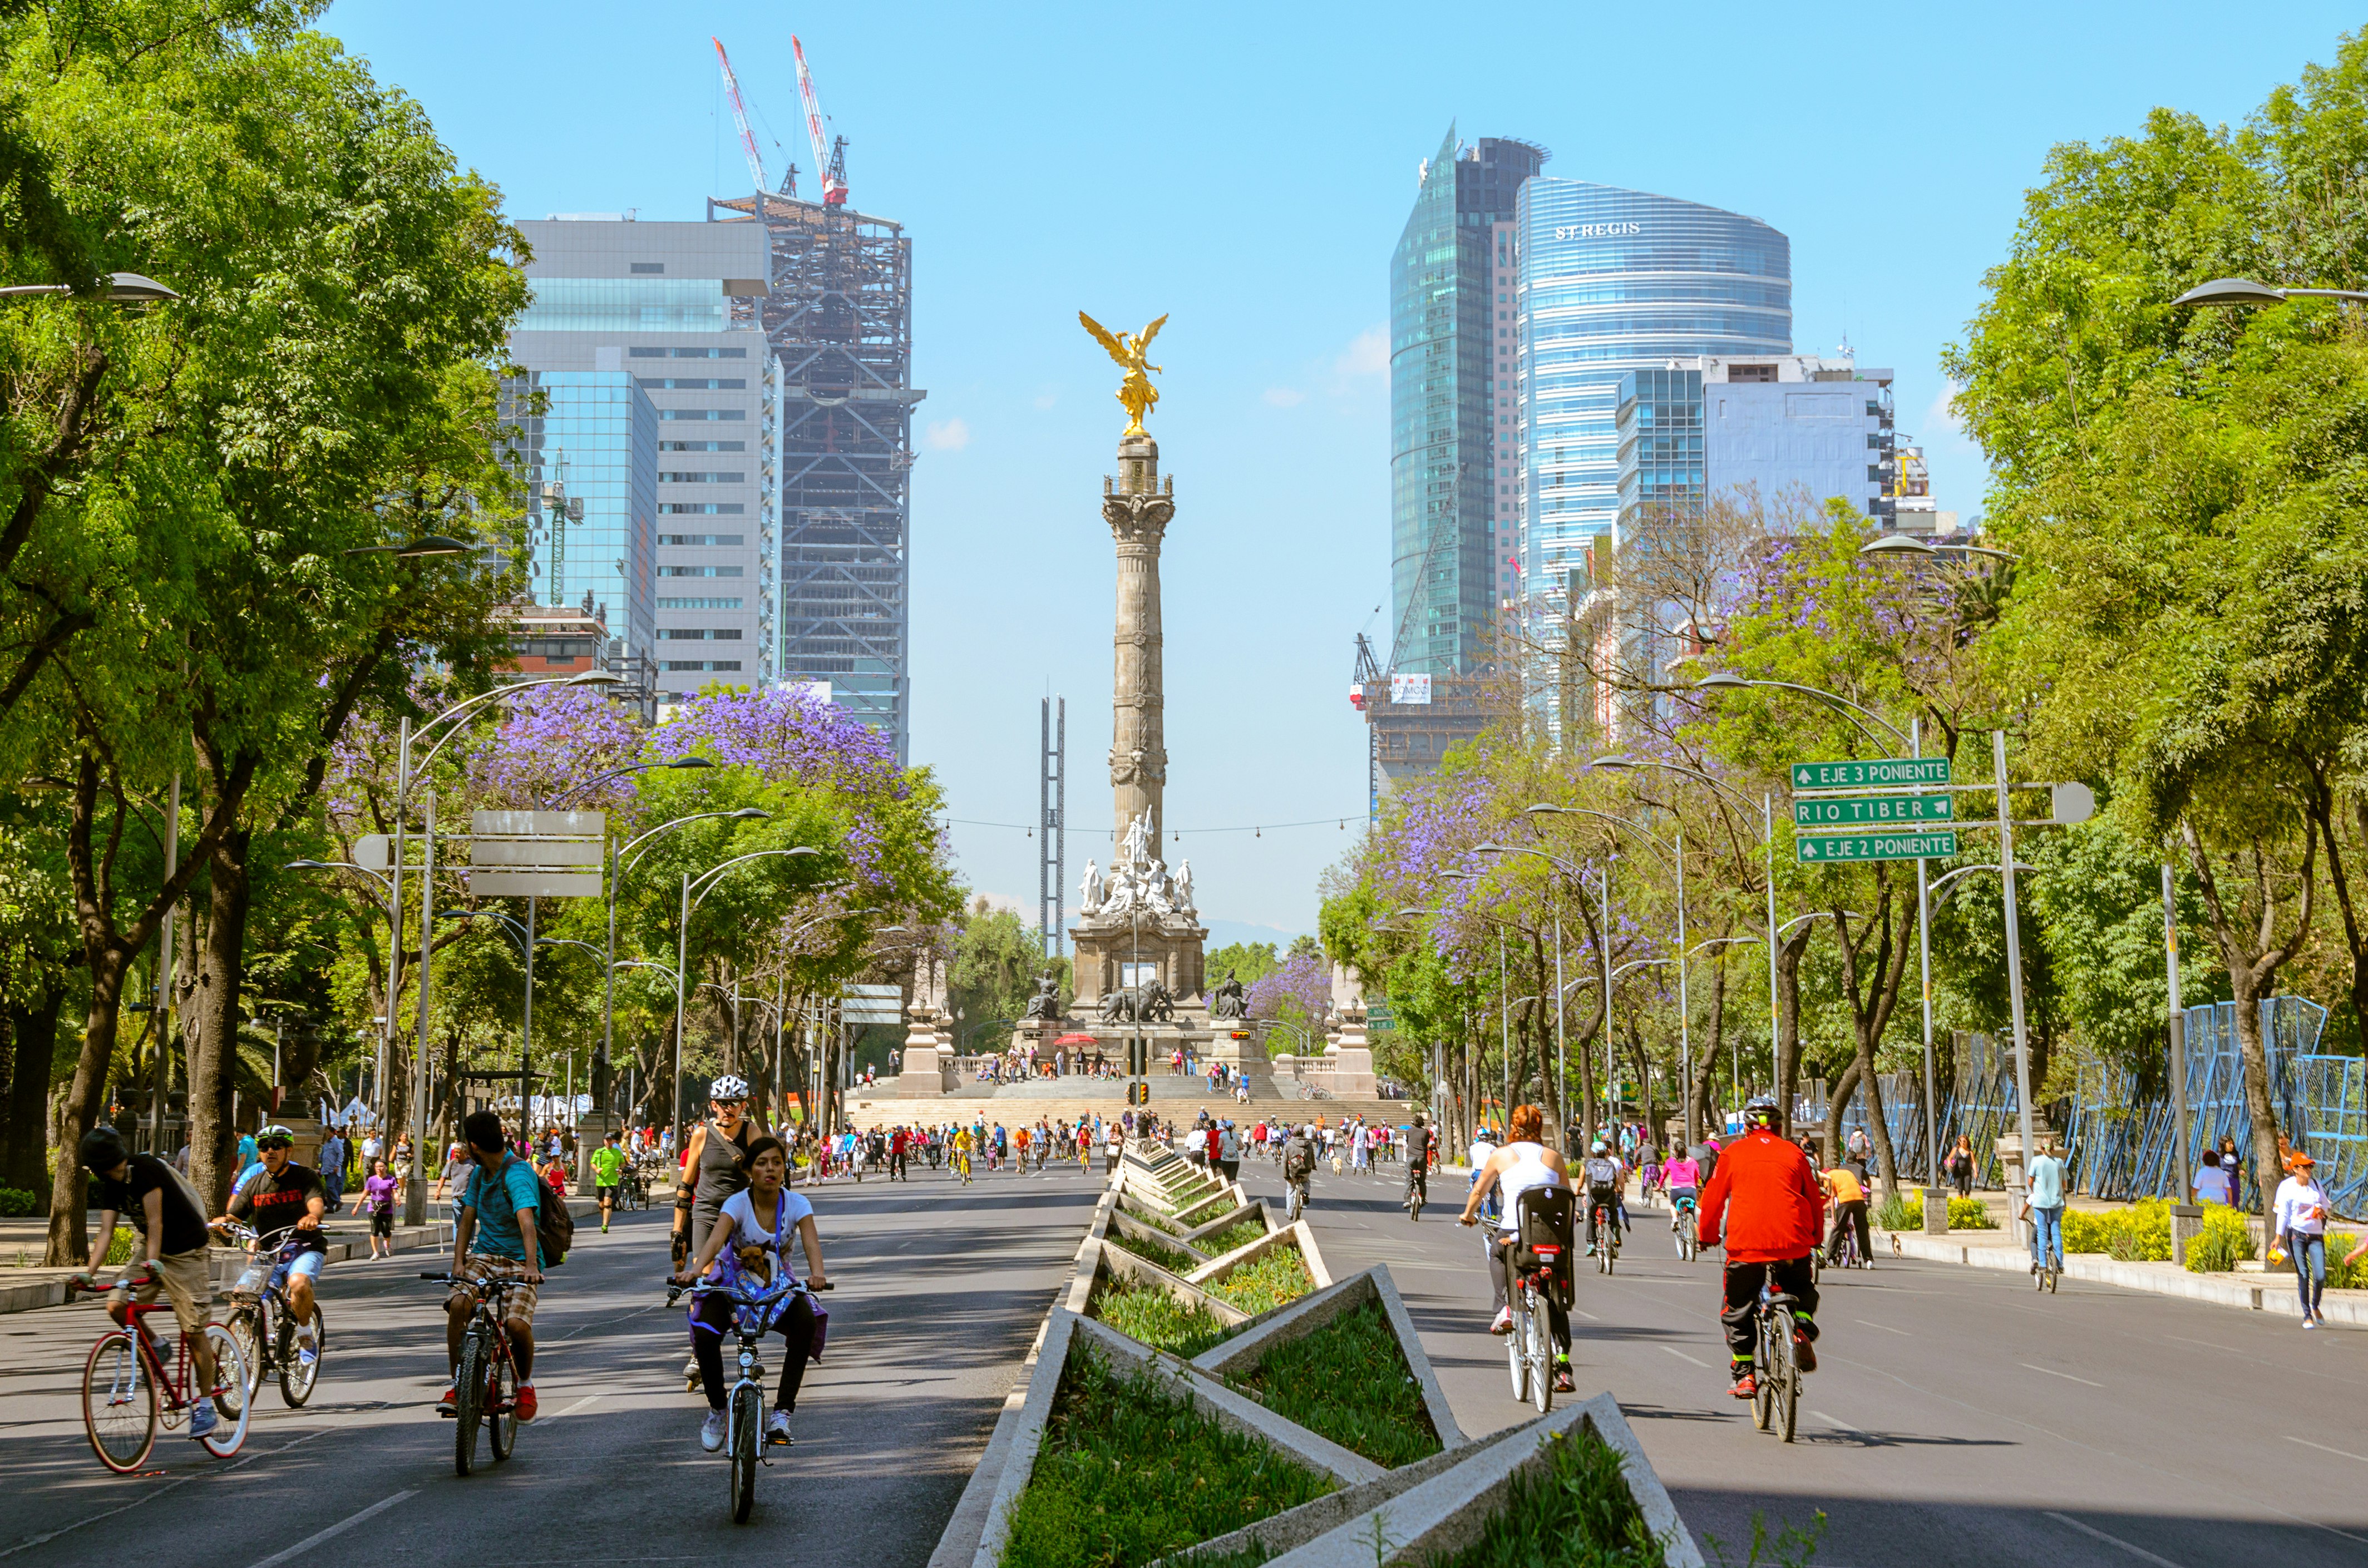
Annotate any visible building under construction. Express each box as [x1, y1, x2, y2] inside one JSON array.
[[707, 39, 919, 760]]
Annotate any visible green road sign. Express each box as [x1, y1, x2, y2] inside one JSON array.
[[1797, 830, 1956, 863], [1794, 793, 1954, 827], [1790, 757, 1951, 791]]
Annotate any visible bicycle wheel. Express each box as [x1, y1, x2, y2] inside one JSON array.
[[1772, 1324, 1799, 1443], [487, 1340, 517, 1462], [1525, 1285, 1553, 1415], [1504, 1297, 1530, 1403], [279, 1303, 324, 1407], [1606, 1228, 1619, 1277], [1750, 1317, 1774, 1433], [729, 1382, 762, 1523], [225, 1306, 264, 1407], [82, 1330, 157, 1473], [453, 1328, 486, 1476], [199, 1323, 252, 1458]]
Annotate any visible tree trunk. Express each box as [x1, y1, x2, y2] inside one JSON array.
[[44, 942, 131, 1264], [2185, 824, 2315, 1220], [1822, 1057, 1862, 1170], [4, 980, 64, 1191], [188, 829, 253, 1213]]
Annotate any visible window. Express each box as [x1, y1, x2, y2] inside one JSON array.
[[629, 263, 664, 274], [659, 565, 744, 577], [664, 660, 743, 672], [658, 533, 746, 546], [632, 347, 749, 359], [658, 503, 745, 515], [517, 278, 726, 333], [658, 473, 747, 484], [1727, 364, 1777, 383], [637, 378, 747, 390], [656, 596, 743, 609], [659, 440, 746, 452], [657, 409, 745, 421]]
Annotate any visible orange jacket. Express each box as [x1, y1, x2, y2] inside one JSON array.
[[1698, 1129, 1823, 1263]]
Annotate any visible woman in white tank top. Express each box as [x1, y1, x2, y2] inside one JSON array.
[[1458, 1105, 1575, 1390]]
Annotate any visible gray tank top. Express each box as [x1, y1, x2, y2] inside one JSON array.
[[691, 1120, 754, 1225]]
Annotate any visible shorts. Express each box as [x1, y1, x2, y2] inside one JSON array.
[[448, 1254, 539, 1327], [596, 1184, 619, 1204], [269, 1248, 328, 1292], [370, 1208, 394, 1238], [109, 1248, 211, 1338]]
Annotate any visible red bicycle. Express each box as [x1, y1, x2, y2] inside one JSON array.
[[423, 1270, 526, 1476], [71, 1273, 252, 1472]]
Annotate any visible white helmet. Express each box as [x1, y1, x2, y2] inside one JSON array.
[[709, 1075, 750, 1101]]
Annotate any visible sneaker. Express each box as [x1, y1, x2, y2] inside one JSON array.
[[297, 1337, 317, 1368], [765, 1408, 793, 1446], [513, 1384, 537, 1422], [700, 1410, 726, 1452], [2304, 1315, 2321, 1329], [1729, 1371, 1758, 1399], [1553, 1366, 1575, 1393], [437, 1384, 458, 1417], [1793, 1329, 1818, 1373], [1488, 1307, 1513, 1335], [189, 1399, 220, 1438]]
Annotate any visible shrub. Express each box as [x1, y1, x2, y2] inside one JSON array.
[[1247, 1299, 1440, 1468], [1418, 1426, 1666, 1568], [1088, 1274, 1232, 1359], [1119, 1197, 1183, 1234], [2184, 1201, 2257, 1273], [1199, 1219, 1266, 1258], [103, 1226, 137, 1265], [1208, 1247, 1315, 1315], [2321, 1233, 2368, 1290], [999, 1341, 1332, 1568], [1106, 1227, 1197, 1275], [1873, 1188, 1922, 1231], [2063, 1198, 2171, 1262], [1947, 1196, 1996, 1230], [0, 1187, 37, 1218]]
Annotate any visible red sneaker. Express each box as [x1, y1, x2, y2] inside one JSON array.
[[513, 1384, 538, 1422], [1793, 1330, 1818, 1374], [436, 1385, 458, 1417], [1729, 1371, 1757, 1399]]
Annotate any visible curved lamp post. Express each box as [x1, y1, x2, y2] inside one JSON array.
[[672, 847, 821, 1154]]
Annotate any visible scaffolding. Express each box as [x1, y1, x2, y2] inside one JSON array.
[[708, 190, 921, 759]]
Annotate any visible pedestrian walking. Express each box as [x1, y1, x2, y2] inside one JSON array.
[[2193, 1149, 2233, 1207], [2274, 1152, 2332, 1327], [363, 1158, 398, 1257], [1947, 1134, 1975, 1198], [2217, 1135, 2244, 1208]]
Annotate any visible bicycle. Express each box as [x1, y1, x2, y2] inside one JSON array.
[[1749, 1278, 1802, 1443], [219, 1221, 326, 1409], [1403, 1167, 1427, 1223], [672, 1275, 832, 1522], [1829, 1219, 1869, 1273], [1501, 1187, 1575, 1416], [1590, 1198, 1621, 1274], [69, 1275, 251, 1473], [422, 1270, 527, 1476], [1285, 1173, 1309, 1223], [1671, 1195, 1700, 1262]]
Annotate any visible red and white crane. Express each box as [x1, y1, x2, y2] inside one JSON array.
[[711, 37, 772, 196], [792, 34, 848, 206]]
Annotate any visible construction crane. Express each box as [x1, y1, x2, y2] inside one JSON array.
[[792, 35, 849, 206], [712, 37, 769, 196]]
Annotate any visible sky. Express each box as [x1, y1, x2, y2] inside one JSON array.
[[326, 0, 2362, 944]]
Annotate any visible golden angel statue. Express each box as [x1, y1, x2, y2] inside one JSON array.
[[1079, 310, 1168, 436]]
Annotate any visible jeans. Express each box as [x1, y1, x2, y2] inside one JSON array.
[[2029, 1204, 2064, 1271], [2287, 1230, 2326, 1317]]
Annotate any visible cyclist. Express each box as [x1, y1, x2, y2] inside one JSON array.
[[1697, 1096, 1823, 1399], [591, 1129, 628, 1235], [672, 1076, 757, 1283], [1458, 1105, 1575, 1393], [2025, 1141, 2066, 1279], [1662, 1145, 1703, 1241], [673, 1134, 830, 1449], [218, 1125, 329, 1370], [76, 1127, 223, 1438], [1579, 1141, 1626, 1257], [440, 1109, 546, 1422], [1281, 1122, 1316, 1211], [1400, 1114, 1434, 1214], [1821, 1159, 1871, 1267]]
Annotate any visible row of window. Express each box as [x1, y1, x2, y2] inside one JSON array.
[[658, 409, 746, 421], [658, 533, 746, 546], [659, 472, 747, 484], [638, 378, 747, 390], [659, 503, 746, 515], [632, 347, 748, 358], [658, 628, 745, 640], [664, 660, 743, 671], [657, 596, 743, 609], [660, 565, 744, 576], [661, 440, 744, 452]]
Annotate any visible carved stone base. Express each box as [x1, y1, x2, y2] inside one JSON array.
[[1069, 916, 1208, 1012]]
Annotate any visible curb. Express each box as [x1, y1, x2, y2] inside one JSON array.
[[1880, 1229, 2368, 1326]]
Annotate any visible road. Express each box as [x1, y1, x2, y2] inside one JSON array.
[[0, 1161, 1099, 1567], [1246, 1151, 2368, 1568]]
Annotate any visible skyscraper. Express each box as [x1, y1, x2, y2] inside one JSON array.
[[1388, 127, 1547, 677]]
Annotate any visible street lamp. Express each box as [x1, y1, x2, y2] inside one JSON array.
[[342, 535, 476, 558], [1858, 533, 2020, 563], [0, 271, 178, 302], [672, 846, 822, 1156], [438, 907, 544, 1141], [1686, 672, 1912, 751], [2171, 276, 2368, 308]]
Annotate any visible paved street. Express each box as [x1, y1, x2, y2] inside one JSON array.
[[1244, 1153, 2368, 1568], [0, 1164, 1099, 1567]]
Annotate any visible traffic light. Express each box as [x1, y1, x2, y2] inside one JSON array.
[[1127, 1036, 1148, 1076], [1127, 1081, 1150, 1106]]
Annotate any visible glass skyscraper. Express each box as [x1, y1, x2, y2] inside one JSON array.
[[1514, 182, 1790, 604], [499, 370, 658, 655], [1388, 127, 1546, 676]]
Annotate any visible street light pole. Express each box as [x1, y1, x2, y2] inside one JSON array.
[[1995, 729, 2040, 1248], [2162, 862, 2194, 1230], [1914, 718, 1939, 1186]]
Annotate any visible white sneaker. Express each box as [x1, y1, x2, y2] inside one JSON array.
[[296, 1335, 317, 1367], [765, 1408, 792, 1445], [1489, 1307, 1513, 1335], [700, 1410, 726, 1452]]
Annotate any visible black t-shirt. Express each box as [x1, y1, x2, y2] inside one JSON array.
[[228, 1161, 329, 1252], [96, 1154, 211, 1257]]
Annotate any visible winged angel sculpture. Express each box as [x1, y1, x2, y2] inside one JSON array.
[[1079, 311, 1168, 436]]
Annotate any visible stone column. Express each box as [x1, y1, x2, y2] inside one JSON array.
[[1104, 434, 1175, 850]]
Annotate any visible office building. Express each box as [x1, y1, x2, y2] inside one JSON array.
[[709, 190, 920, 761], [510, 217, 774, 709]]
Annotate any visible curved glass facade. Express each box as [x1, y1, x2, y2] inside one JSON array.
[[1515, 183, 1789, 599]]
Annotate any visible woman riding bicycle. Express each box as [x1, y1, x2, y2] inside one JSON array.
[[673, 1134, 830, 1451], [1458, 1105, 1576, 1393]]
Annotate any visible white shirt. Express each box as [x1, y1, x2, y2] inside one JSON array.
[[2193, 1165, 2232, 1206], [1493, 1141, 1566, 1235], [715, 1186, 816, 1270], [2274, 1174, 2328, 1237]]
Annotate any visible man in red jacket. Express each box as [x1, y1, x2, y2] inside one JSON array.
[[1696, 1096, 1824, 1398]]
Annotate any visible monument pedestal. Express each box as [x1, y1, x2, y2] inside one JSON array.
[[1069, 916, 1209, 1015], [895, 1005, 949, 1098], [1329, 1006, 1379, 1097]]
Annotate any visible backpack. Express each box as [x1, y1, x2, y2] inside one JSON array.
[[535, 1171, 575, 1265]]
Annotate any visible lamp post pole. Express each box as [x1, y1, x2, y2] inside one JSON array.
[[1995, 729, 2040, 1248], [1913, 719, 1939, 1186]]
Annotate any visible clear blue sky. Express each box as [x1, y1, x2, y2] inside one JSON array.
[[327, 1, 2360, 943]]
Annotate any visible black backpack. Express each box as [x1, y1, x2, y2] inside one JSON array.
[[534, 1172, 575, 1265]]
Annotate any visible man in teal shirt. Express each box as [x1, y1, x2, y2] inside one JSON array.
[[441, 1110, 545, 1423], [2024, 1147, 2066, 1275]]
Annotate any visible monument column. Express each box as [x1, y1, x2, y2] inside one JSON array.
[[1104, 435, 1175, 849]]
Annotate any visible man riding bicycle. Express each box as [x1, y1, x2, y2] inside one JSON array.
[[1459, 1105, 1576, 1393], [217, 1124, 328, 1371], [1821, 1159, 1871, 1267], [1402, 1114, 1434, 1213], [1281, 1124, 1316, 1210], [441, 1110, 545, 1422], [1580, 1141, 1625, 1255], [77, 1126, 223, 1438], [1698, 1096, 1824, 1399]]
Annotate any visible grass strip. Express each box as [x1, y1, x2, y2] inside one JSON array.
[[1247, 1299, 1440, 1468], [1418, 1425, 1667, 1568], [1199, 1218, 1267, 1257], [1088, 1272, 1234, 1358], [1107, 1226, 1201, 1275], [1119, 1198, 1186, 1234], [1178, 1193, 1236, 1228], [1208, 1245, 1315, 1315], [1000, 1341, 1333, 1568]]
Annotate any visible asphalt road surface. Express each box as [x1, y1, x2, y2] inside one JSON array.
[[0, 1160, 1099, 1568], [1245, 1150, 2368, 1568]]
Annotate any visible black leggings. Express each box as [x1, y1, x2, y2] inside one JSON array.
[[691, 1291, 816, 1414]]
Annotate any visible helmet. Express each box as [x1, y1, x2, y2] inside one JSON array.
[[1590, 1140, 1607, 1155], [709, 1075, 749, 1101], [1743, 1095, 1782, 1130], [79, 1126, 129, 1173], [256, 1124, 295, 1147]]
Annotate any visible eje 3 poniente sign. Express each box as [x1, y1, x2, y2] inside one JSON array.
[[1790, 757, 1951, 791], [1797, 831, 1958, 864]]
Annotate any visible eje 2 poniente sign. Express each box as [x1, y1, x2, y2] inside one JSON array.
[[1797, 830, 1957, 864], [1790, 757, 1951, 791], [1794, 794, 1953, 827]]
